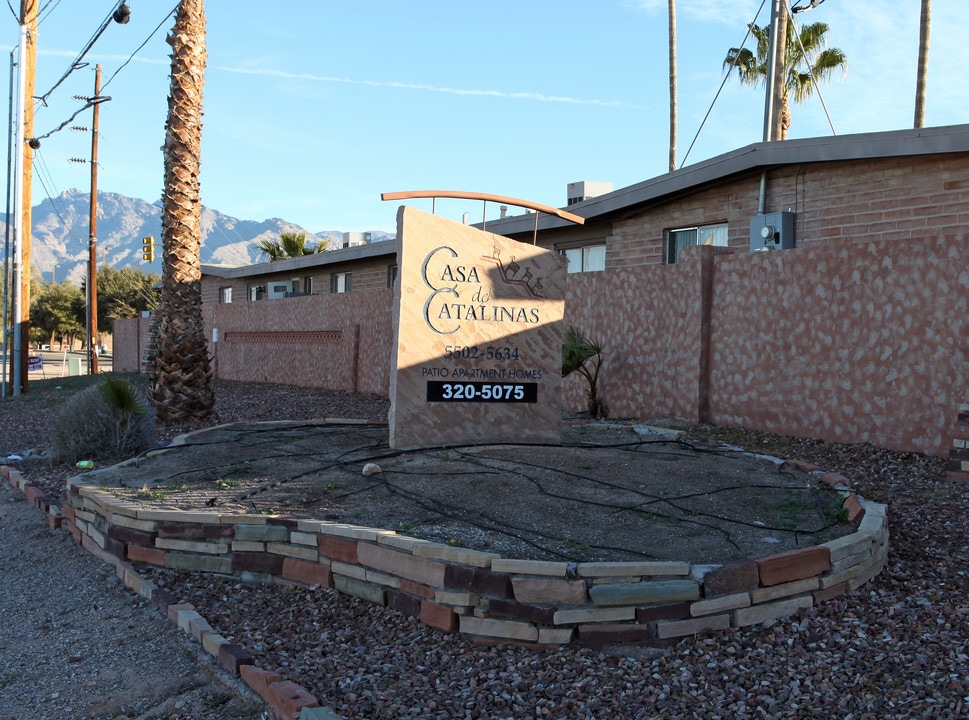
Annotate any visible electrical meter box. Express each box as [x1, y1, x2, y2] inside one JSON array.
[[749, 211, 795, 252]]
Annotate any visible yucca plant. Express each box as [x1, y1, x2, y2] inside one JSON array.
[[562, 326, 608, 419], [53, 375, 156, 463]]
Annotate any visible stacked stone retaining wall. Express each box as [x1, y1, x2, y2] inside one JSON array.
[[1, 461, 889, 719], [1, 463, 887, 648]]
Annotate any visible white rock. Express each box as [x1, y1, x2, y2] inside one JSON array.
[[362, 463, 382, 476]]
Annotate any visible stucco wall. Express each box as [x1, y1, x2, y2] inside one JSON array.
[[708, 234, 967, 455], [201, 289, 394, 395], [118, 233, 965, 457]]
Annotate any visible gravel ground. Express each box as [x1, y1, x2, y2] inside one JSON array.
[[2, 379, 968, 719]]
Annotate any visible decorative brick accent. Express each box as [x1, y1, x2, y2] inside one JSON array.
[[104, 537, 126, 560], [387, 589, 422, 617], [578, 623, 653, 645], [107, 525, 156, 546], [357, 543, 446, 587], [842, 494, 865, 522], [512, 577, 587, 605], [420, 601, 458, 632], [460, 615, 540, 643], [240, 665, 282, 699], [281, 558, 332, 587], [232, 551, 285, 575], [589, 579, 699, 607], [316, 535, 357, 563], [635, 602, 692, 623], [267, 680, 319, 719], [655, 613, 731, 639], [156, 522, 233, 539], [702, 560, 760, 597], [217, 644, 254, 676], [151, 587, 179, 611], [487, 598, 556, 625], [756, 547, 831, 587], [444, 564, 513, 598], [813, 582, 848, 602], [734, 595, 813, 627], [399, 579, 436, 599]]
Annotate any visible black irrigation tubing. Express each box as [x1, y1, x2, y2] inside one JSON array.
[[449, 451, 834, 545], [457, 445, 828, 517], [375, 472, 662, 562]]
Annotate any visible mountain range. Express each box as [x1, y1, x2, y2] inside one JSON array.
[[0, 189, 393, 284]]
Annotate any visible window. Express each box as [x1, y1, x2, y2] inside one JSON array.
[[560, 244, 606, 274], [331, 272, 352, 293], [387, 264, 398, 288], [248, 285, 264, 301], [218, 287, 233, 304], [267, 282, 290, 299], [303, 276, 313, 295], [666, 223, 728, 263]]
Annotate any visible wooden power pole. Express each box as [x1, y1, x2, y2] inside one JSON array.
[[87, 65, 101, 374], [16, 0, 37, 393]]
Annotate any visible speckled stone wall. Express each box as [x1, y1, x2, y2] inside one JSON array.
[[709, 234, 967, 456], [122, 231, 963, 457], [562, 250, 708, 421]]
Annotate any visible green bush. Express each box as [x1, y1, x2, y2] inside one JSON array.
[[52, 375, 157, 463]]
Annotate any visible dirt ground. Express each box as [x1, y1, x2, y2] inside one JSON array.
[[77, 418, 855, 565]]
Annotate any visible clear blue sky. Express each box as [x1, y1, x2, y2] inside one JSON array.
[[4, 0, 967, 235]]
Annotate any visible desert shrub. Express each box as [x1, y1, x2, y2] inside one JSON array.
[[52, 375, 156, 463], [562, 326, 608, 419]]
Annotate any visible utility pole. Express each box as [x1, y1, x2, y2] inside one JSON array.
[[12, 0, 37, 395], [87, 65, 101, 374]]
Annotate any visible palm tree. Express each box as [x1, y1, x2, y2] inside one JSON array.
[[724, 16, 846, 140], [147, 0, 214, 423], [914, 0, 930, 128], [256, 231, 328, 261], [668, 0, 677, 171], [561, 326, 608, 419]]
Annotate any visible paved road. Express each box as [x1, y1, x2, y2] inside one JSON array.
[[1, 350, 113, 384]]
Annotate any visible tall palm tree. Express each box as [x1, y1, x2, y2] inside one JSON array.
[[147, 0, 214, 423], [914, 0, 930, 128], [256, 231, 328, 261], [668, 0, 677, 171], [724, 16, 846, 140]]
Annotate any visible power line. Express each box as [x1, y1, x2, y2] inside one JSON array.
[[102, 2, 178, 92], [34, 1, 128, 106], [680, 0, 768, 168]]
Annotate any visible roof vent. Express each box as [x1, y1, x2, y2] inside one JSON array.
[[567, 181, 613, 206]]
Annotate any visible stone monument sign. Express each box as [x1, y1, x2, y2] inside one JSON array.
[[389, 206, 566, 450]]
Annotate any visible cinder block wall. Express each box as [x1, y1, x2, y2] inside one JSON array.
[[201, 289, 394, 395]]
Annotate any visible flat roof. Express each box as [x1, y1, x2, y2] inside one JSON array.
[[202, 239, 396, 279]]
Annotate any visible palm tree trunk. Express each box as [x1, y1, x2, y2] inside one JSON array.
[[914, 0, 930, 128], [148, 0, 214, 422], [668, 0, 677, 172]]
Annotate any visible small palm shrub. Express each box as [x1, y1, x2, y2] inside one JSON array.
[[562, 326, 608, 419], [52, 375, 157, 463]]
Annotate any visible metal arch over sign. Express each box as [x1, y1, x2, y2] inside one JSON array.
[[381, 190, 585, 243]]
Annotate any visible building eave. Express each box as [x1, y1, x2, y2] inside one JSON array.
[[484, 123, 969, 236], [201, 240, 397, 280]]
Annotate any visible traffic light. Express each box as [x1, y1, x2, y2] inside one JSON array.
[[142, 235, 154, 262]]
